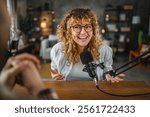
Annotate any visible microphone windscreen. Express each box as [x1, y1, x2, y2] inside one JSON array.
[[80, 50, 93, 64]]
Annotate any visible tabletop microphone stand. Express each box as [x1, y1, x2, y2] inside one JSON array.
[[81, 50, 150, 96], [96, 50, 150, 97], [104, 50, 150, 77]]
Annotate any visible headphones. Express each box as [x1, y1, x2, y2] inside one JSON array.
[[63, 20, 67, 33], [63, 17, 69, 34], [63, 13, 72, 34]]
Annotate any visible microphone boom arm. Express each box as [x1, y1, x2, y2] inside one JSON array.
[[105, 50, 150, 77]]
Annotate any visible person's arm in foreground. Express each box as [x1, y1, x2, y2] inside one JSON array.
[[0, 53, 58, 99]]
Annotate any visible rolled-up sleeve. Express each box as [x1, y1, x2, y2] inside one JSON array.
[[50, 43, 59, 70]]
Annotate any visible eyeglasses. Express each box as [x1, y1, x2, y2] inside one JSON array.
[[72, 24, 93, 33]]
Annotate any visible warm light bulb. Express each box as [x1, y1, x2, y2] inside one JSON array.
[[40, 21, 47, 28], [106, 14, 109, 18], [102, 29, 105, 34]]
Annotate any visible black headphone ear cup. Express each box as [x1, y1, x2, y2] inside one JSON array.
[[64, 22, 67, 33], [64, 28, 66, 33]]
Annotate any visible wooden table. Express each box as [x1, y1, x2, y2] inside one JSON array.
[[13, 81, 150, 100]]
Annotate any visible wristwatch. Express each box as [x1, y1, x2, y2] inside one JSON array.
[[37, 88, 59, 100]]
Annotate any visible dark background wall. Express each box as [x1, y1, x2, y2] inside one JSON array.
[[25, 0, 150, 33]]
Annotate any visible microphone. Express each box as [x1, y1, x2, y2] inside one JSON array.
[[80, 50, 99, 87], [80, 50, 150, 97]]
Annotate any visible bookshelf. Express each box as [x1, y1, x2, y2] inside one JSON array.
[[102, 4, 134, 56]]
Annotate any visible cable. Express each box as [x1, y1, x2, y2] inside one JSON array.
[[95, 50, 150, 97], [91, 76, 150, 97], [81, 50, 150, 97], [95, 84, 150, 97]]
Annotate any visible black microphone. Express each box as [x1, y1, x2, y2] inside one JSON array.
[[80, 50, 99, 87]]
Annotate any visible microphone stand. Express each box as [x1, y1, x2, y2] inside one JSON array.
[[105, 50, 150, 77], [82, 63, 99, 87], [82, 50, 150, 97], [95, 50, 150, 97]]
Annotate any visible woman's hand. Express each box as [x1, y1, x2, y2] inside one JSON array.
[[51, 69, 64, 80], [104, 73, 125, 83]]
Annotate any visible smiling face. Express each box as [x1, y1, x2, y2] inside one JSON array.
[[57, 8, 102, 64], [68, 19, 93, 51]]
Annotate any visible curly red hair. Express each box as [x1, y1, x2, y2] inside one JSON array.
[[57, 8, 103, 64]]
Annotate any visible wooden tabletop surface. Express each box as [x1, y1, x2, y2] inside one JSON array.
[[13, 80, 150, 100]]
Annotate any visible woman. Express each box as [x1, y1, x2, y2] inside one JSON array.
[[50, 8, 124, 83]]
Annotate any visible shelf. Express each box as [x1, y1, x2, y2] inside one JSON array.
[[103, 4, 134, 54]]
